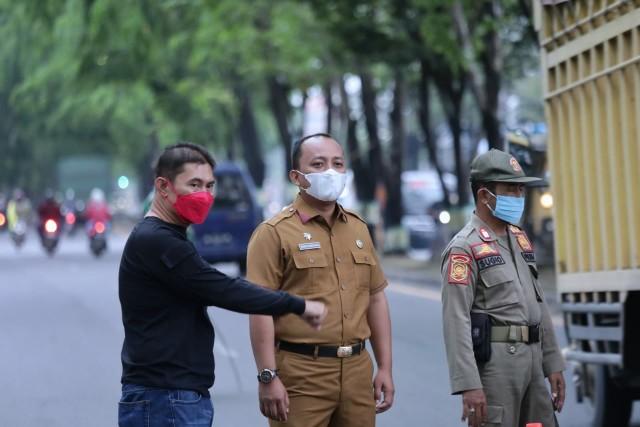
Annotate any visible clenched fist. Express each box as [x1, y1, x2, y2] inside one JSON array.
[[300, 300, 327, 330]]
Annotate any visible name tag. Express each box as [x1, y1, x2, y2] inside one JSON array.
[[298, 242, 321, 251]]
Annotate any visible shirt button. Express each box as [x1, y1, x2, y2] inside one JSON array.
[[309, 258, 315, 264], [336, 257, 342, 263], [364, 256, 370, 262], [341, 284, 347, 291], [508, 345, 516, 354], [343, 313, 349, 319]]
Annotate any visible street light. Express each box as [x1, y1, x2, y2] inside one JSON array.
[[118, 176, 130, 190]]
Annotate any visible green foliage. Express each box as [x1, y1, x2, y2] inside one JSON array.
[[0, 0, 540, 197]]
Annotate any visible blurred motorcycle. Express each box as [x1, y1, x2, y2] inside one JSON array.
[[88, 219, 108, 257], [39, 217, 62, 255], [10, 219, 27, 248]]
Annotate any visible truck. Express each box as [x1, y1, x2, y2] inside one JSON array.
[[536, 1, 640, 426]]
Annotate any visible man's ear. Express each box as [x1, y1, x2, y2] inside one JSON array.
[[155, 177, 170, 199], [289, 170, 309, 189], [478, 187, 489, 206]]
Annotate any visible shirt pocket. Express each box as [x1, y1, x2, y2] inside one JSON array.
[[351, 250, 376, 290], [291, 252, 329, 294], [478, 267, 519, 309]]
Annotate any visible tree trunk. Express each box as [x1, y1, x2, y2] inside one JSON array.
[[433, 69, 468, 206], [385, 69, 405, 227], [479, 0, 503, 150], [360, 72, 385, 178], [324, 82, 333, 134], [418, 60, 451, 207], [236, 85, 265, 186], [449, 94, 469, 206], [139, 128, 159, 199], [452, 0, 503, 150], [267, 75, 293, 173], [340, 77, 374, 202]]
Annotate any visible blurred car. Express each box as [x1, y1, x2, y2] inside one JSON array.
[[401, 170, 456, 258], [191, 162, 263, 274]]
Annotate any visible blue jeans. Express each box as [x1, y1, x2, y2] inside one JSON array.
[[118, 383, 214, 427]]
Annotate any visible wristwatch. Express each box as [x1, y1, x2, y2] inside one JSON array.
[[257, 368, 278, 384]]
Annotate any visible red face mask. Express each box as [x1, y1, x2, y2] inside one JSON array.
[[172, 190, 215, 224]]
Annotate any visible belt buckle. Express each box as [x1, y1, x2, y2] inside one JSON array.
[[337, 345, 353, 358]]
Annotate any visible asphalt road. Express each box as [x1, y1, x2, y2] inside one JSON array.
[[1, 230, 638, 426]]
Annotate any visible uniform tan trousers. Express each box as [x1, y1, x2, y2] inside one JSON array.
[[480, 341, 558, 427], [269, 348, 376, 427]]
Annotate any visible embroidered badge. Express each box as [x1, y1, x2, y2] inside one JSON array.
[[479, 228, 493, 241], [516, 234, 533, 252], [448, 254, 472, 285], [522, 252, 536, 263], [510, 157, 522, 172], [471, 242, 500, 260], [356, 239, 364, 249], [303, 232, 312, 241], [477, 255, 506, 271], [298, 242, 321, 251]]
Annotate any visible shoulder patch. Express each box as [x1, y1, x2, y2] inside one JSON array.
[[515, 234, 533, 252], [447, 254, 472, 285], [266, 206, 296, 226]]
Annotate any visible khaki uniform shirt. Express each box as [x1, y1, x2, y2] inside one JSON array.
[[441, 214, 565, 394], [247, 195, 387, 345]]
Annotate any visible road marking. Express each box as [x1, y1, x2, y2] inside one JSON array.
[[388, 282, 441, 301]]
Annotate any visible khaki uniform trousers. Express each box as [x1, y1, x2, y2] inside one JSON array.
[[269, 348, 376, 427], [480, 341, 558, 427]]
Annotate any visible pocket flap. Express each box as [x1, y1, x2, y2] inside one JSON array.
[[486, 405, 503, 423], [351, 251, 377, 266], [480, 268, 512, 288], [293, 252, 328, 269]]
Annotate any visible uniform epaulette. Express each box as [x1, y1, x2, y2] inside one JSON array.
[[342, 208, 367, 224], [508, 224, 524, 234], [266, 205, 297, 226]]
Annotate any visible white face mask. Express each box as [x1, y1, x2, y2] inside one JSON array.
[[297, 168, 347, 202]]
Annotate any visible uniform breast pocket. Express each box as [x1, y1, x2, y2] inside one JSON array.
[[292, 252, 329, 294], [351, 250, 376, 290], [478, 267, 519, 309]]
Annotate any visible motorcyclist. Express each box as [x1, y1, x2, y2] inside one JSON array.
[[7, 189, 33, 232], [37, 190, 62, 235], [84, 188, 112, 226]]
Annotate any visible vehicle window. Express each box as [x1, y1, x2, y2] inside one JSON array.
[[215, 173, 251, 210]]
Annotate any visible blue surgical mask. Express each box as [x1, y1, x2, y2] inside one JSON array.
[[485, 190, 525, 224]]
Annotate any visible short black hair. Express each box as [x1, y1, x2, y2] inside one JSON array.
[[291, 133, 337, 170], [154, 142, 216, 182], [471, 181, 497, 204]]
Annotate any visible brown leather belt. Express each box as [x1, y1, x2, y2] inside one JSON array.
[[278, 340, 365, 358]]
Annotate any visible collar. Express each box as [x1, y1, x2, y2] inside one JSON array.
[[292, 195, 348, 224], [470, 213, 498, 242]]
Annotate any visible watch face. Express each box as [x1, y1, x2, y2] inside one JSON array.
[[259, 370, 274, 383]]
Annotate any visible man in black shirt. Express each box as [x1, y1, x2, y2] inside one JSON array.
[[118, 142, 326, 427]]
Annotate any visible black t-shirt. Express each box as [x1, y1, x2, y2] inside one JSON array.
[[118, 216, 305, 396]]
